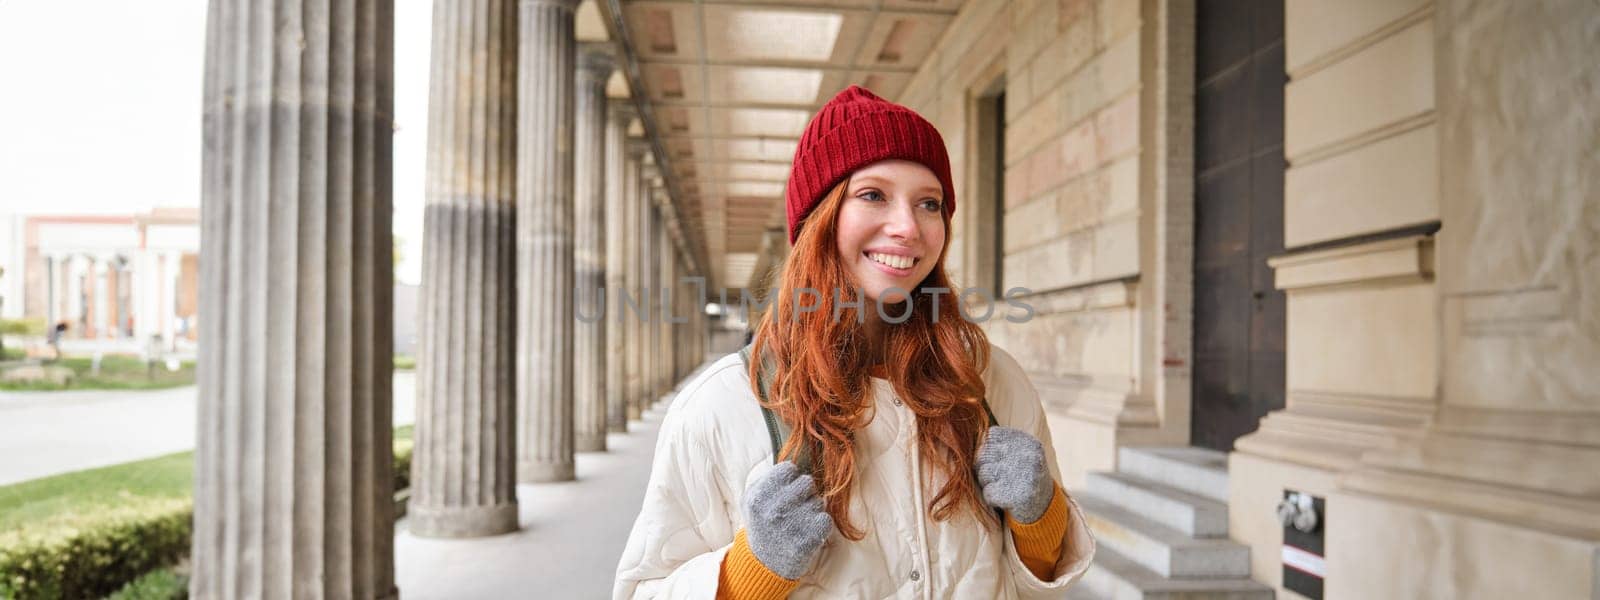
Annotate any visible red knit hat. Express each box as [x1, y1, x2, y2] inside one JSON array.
[[785, 85, 955, 244]]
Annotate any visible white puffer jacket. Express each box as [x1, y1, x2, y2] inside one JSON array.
[[614, 344, 1095, 599]]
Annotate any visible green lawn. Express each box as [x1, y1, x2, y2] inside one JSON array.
[[0, 426, 415, 598], [0, 354, 197, 392], [1, 425, 415, 548], [0, 452, 192, 550]]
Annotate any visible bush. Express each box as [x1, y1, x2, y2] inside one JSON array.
[[0, 505, 191, 600], [393, 355, 415, 371], [0, 427, 415, 600], [393, 425, 414, 492], [106, 566, 187, 600], [0, 318, 46, 337]]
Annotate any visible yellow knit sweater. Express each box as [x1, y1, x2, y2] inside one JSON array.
[[715, 486, 1072, 599]]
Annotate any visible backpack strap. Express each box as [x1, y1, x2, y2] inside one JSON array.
[[738, 344, 810, 473]]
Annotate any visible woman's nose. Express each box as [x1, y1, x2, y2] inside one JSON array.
[[883, 201, 920, 240]]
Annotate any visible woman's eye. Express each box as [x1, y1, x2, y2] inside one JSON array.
[[857, 190, 884, 202], [919, 199, 943, 212]]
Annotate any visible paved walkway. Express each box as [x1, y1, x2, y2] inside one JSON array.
[[0, 371, 418, 486], [395, 366, 706, 600]]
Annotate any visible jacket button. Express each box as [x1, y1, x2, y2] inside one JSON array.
[[909, 569, 920, 582]]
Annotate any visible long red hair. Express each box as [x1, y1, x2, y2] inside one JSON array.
[[749, 177, 994, 540]]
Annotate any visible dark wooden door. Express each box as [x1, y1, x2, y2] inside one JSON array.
[[1192, 0, 1286, 452]]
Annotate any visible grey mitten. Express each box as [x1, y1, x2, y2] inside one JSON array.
[[976, 426, 1056, 524], [743, 461, 835, 580]]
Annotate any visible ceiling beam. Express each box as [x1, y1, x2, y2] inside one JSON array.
[[681, 177, 788, 184], [638, 56, 918, 74], [657, 133, 803, 142], [647, 99, 823, 111], [677, 157, 794, 166], [602, 0, 715, 286], [634, 0, 959, 17]]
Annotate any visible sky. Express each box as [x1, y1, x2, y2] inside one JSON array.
[[0, 1, 433, 285]]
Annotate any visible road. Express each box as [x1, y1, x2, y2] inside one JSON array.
[[0, 371, 417, 486]]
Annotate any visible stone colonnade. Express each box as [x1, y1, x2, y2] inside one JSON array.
[[192, 0, 707, 594], [38, 250, 189, 346]]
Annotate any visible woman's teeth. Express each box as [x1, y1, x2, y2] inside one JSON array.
[[867, 252, 915, 270]]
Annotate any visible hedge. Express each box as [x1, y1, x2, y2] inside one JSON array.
[[106, 567, 187, 600], [0, 505, 190, 599], [393, 426, 414, 492], [0, 431, 416, 600], [0, 318, 46, 337]]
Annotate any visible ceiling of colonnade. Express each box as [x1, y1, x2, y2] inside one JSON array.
[[581, 0, 966, 290]]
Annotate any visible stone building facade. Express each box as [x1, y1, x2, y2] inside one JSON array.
[[9, 210, 199, 347], [894, 0, 1598, 598]]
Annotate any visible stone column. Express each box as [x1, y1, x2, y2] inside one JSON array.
[[133, 249, 157, 345], [657, 230, 673, 399], [641, 191, 660, 412], [91, 258, 108, 338], [660, 207, 675, 398], [669, 259, 680, 380], [516, 0, 579, 483], [65, 255, 84, 333], [161, 252, 179, 351], [675, 255, 687, 380], [573, 44, 615, 452], [192, 1, 395, 597], [43, 255, 57, 326], [604, 104, 635, 433], [627, 157, 654, 420], [410, 0, 519, 539]]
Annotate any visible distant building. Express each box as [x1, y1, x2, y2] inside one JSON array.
[[11, 208, 199, 348]]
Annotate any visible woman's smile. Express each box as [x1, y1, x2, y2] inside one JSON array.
[[863, 249, 920, 276]]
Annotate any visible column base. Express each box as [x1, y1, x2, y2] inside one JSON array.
[[575, 433, 607, 452], [520, 461, 576, 483], [607, 421, 628, 434], [626, 403, 641, 421], [407, 502, 520, 538]]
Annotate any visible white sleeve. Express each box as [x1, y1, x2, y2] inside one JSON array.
[[987, 346, 1097, 598], [613, 402, 740, 599]]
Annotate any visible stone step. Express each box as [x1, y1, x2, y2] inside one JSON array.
[[1084, 471, 1230, 538], [1117, 446, 1231, 503], [1076, 496, 1251, 579], [1074, 545, 1275, 600]]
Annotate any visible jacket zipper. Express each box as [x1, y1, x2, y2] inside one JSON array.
[[906, 398, 933, 600]]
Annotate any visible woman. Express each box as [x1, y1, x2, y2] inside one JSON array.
[[615, 86, 1094, 599]]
